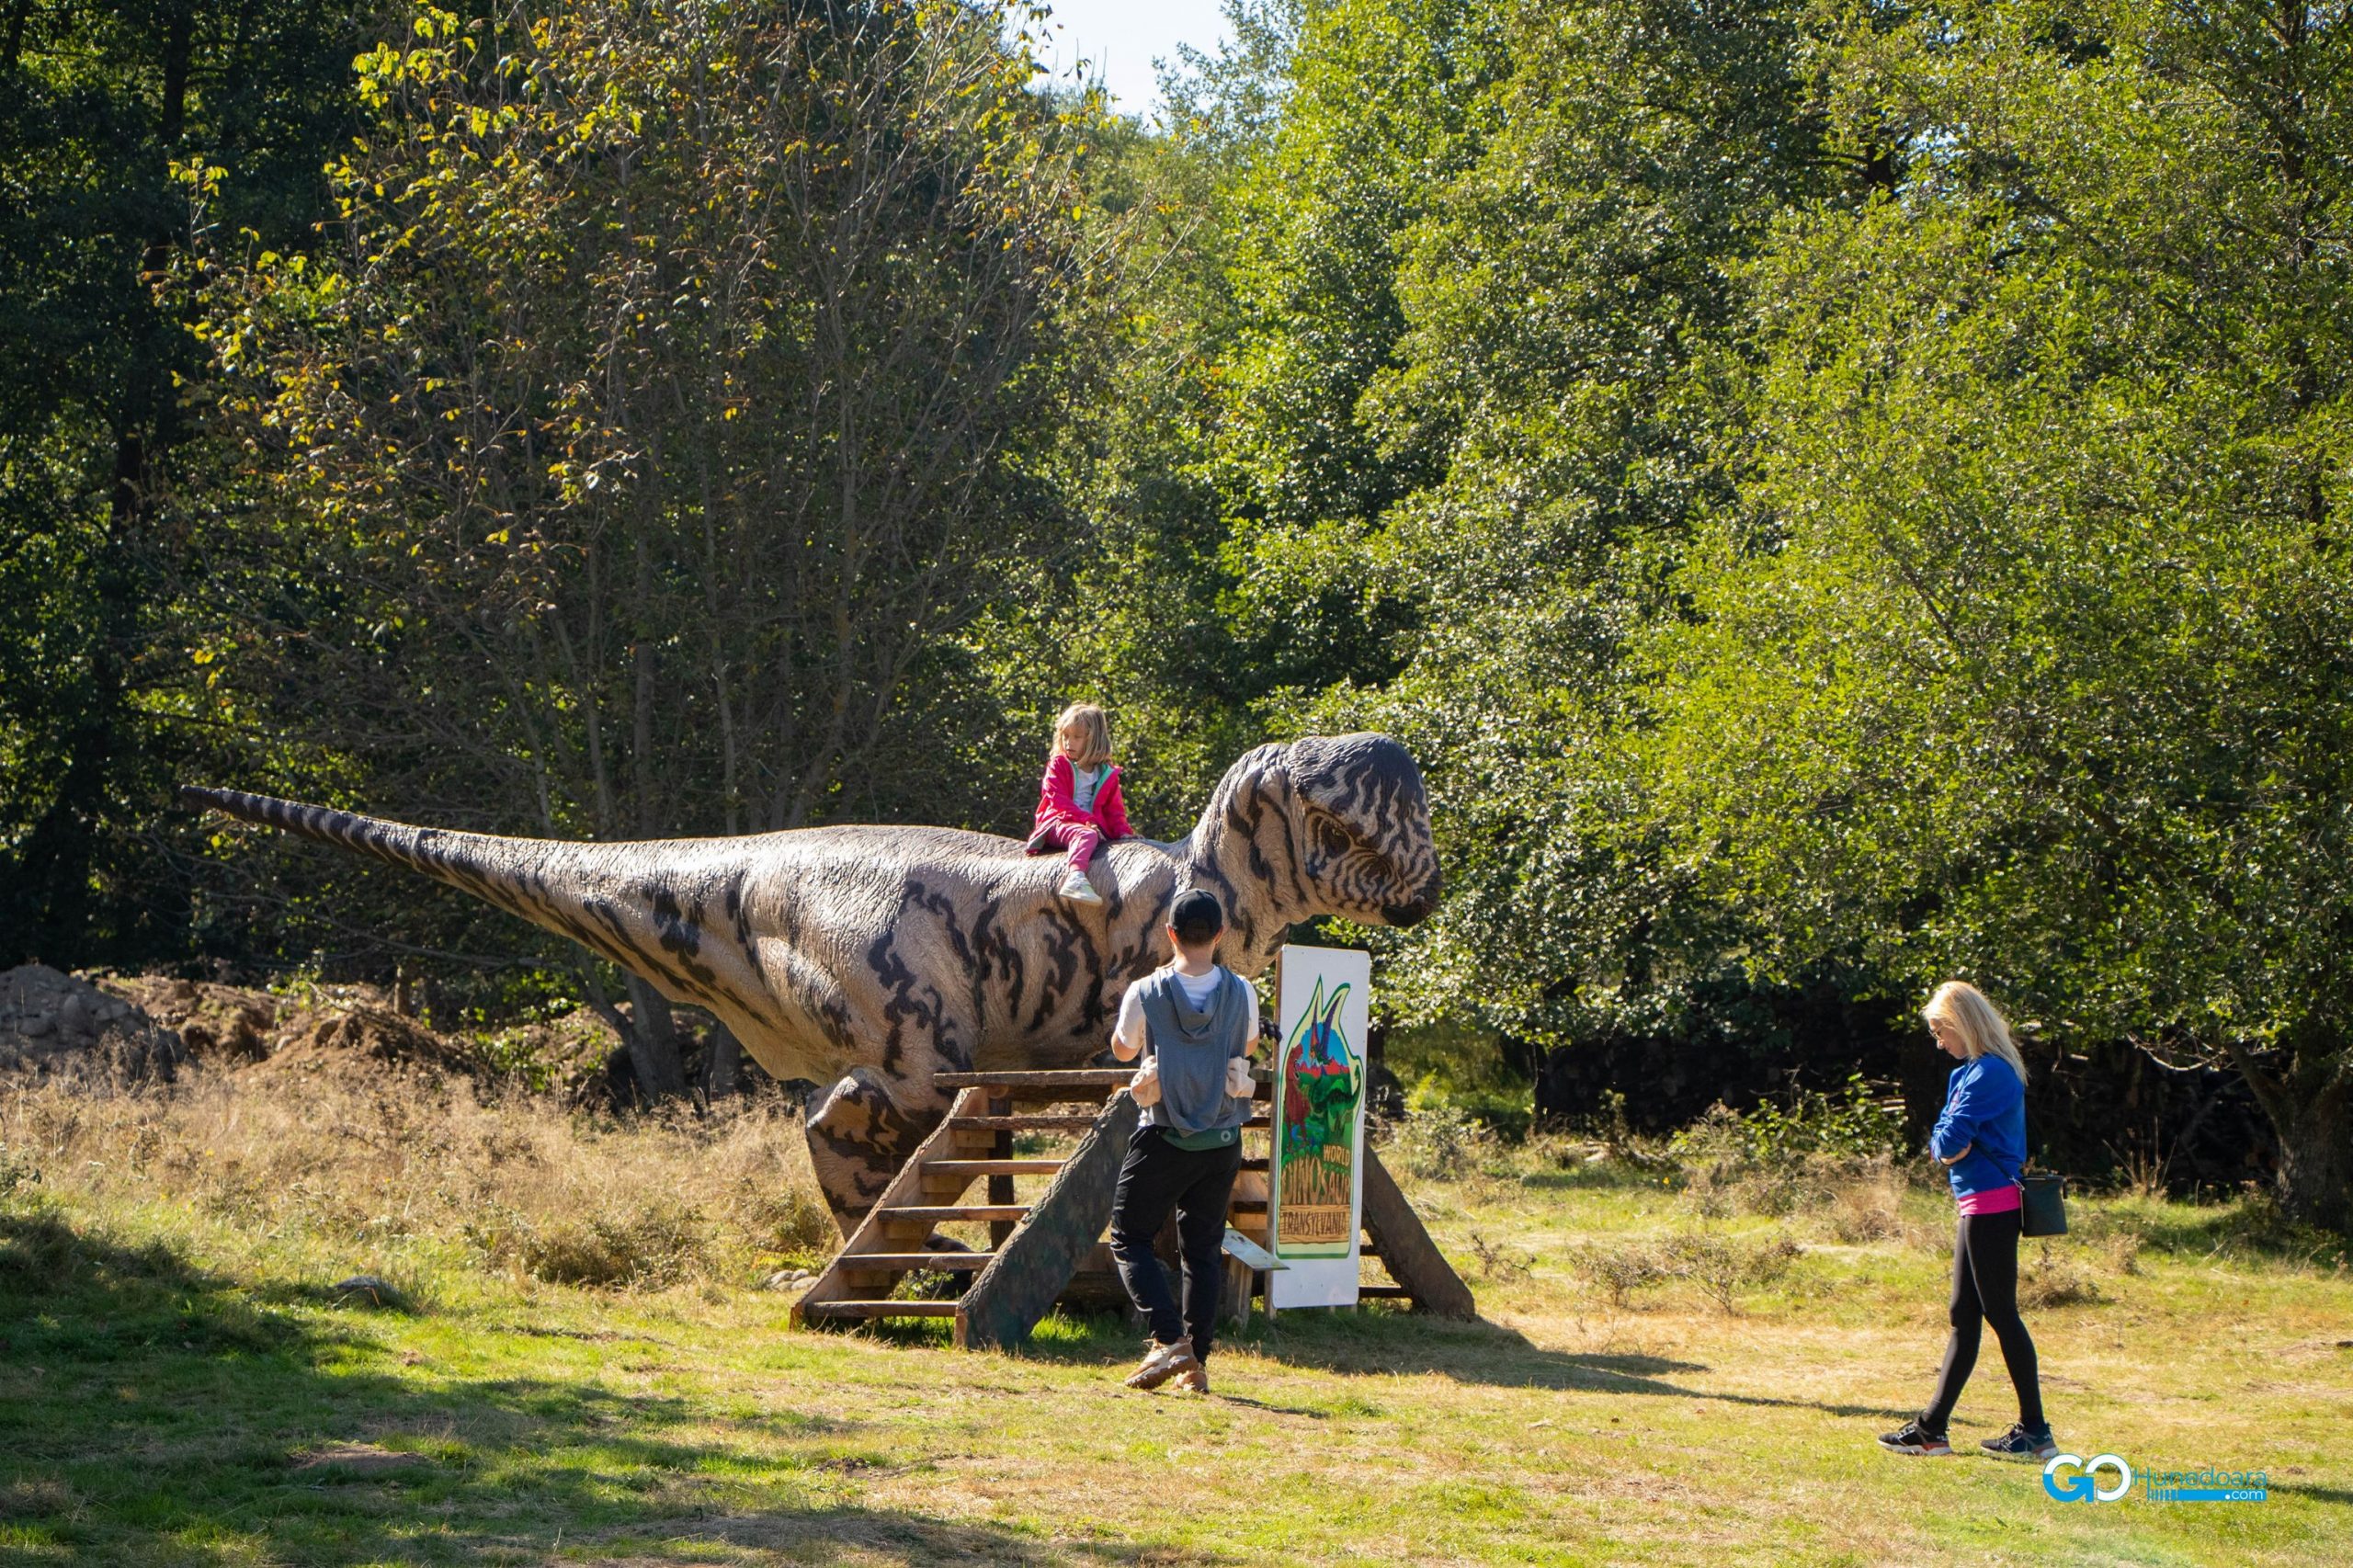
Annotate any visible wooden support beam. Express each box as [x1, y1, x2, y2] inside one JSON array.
[[932, 1069, 1134, 1090], [801, 1300, 961, 1320], [929, 1159, 1066, 1177], [1359, 1145, 1476, 1318], [946, 1114, 1101, 1132], [877, 1204, 1029, 1223], [988, 1105, 1017, 1247], [835, 1252, 995, 1271], [956, 1090, 1142, 1351]]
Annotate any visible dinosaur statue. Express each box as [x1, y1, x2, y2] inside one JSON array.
[[182, 733, 1441, 1231]]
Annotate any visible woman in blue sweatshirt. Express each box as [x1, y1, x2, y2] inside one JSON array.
[[1880, 981, 2056, 1461]]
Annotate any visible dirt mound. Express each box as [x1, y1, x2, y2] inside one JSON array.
[[0, 964, 187, 1084], [244, 1002, 491, 1085], [12, 966, 626, 1099], [99, 974, 279, 1063], [90, 972, 483, 1083]]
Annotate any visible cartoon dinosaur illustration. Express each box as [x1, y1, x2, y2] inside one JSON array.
[[1280, 979, 1359, 1164], [183, 733, 1440, 1231]]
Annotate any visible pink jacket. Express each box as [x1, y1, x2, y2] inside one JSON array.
[[1026, 753, 1132, 851]]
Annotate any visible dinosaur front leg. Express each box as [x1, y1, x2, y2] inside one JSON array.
[[804, 1067, 950, 1235]]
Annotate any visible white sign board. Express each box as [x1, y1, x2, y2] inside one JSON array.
[[1267, 944, 1370, 1309]]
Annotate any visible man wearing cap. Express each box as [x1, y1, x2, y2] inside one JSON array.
[[1107, 887, 1259, 1392]]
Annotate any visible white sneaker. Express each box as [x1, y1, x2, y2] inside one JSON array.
[[1123, 1340, 1199, 1391], [1059, 869, 1103, 904]]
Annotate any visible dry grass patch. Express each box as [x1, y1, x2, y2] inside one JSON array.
[[0, 1068, 835, 1290]]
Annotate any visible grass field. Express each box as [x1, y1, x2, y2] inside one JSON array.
[[1, 1071, 2346, 1566]]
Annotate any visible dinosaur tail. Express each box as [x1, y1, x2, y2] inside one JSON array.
[[179, 785, 758, 1017]]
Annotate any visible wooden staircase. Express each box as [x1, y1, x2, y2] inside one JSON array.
[[788, 1067, 1472, 1346]]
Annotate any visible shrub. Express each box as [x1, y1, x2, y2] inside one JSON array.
[[1824, 1159, 1937, 1247], [2018, 1242, 2103, 1308], [0, 1142, 38, 1198], [740, 1180, 836, 1262], [1467, 1231, 1535, 1282], [1572, 1240, 1669, 1309], [1656, 1232, 1804, 1315], [1670, 1076, 1907, 1217], [1671, 1074, 1905, 1168], [518, 1200, 710, 1290], [1384, 1104, 1495, 1181]]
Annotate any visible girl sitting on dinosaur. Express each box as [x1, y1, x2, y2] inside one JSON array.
[[1027, 702, 1132, 904]]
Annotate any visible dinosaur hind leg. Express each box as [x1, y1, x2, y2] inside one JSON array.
[[805, 1069, 946, 1236]]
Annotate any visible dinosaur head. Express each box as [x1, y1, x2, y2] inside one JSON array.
[[1284, 733, 1443, 927]]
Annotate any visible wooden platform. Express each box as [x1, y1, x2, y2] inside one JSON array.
[[790, 1067, 1474, 1347]]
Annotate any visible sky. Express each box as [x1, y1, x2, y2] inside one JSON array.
[[1020, 0, 1234, 119]]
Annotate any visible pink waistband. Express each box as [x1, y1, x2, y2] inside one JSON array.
[[1958, 1184, 2023, 1216]]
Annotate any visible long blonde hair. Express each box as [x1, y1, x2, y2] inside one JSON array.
[[1922, 980, 2028, 1085], [1052, 702, 1113, 769]]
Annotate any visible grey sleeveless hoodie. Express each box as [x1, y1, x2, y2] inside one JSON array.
[[1135, 967, 1253, 1137]]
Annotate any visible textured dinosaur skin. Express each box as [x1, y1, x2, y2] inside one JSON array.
[[183, 733, 1441, 1231]]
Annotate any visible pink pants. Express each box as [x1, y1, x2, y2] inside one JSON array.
[[1035, 820, 1103, 871]]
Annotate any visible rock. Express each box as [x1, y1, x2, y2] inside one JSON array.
[[760, 1268, 813, 1291], [329, 1276, 406, 1309], [0, 965, 185, 1085]]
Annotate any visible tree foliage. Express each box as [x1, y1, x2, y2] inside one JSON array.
[[11, 0, 2350, 1221], [0, 0, 357, 968], [1653, 2, 2353, 1226]]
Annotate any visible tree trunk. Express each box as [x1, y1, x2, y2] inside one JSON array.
[[621, 973, 688, 1102], [702, 1019, 742, 1101], [2274, 1072, 2349, 1234]]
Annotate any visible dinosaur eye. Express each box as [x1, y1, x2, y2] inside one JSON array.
[[1316, 818, 1352, 861]]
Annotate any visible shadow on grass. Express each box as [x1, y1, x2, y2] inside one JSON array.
[[0, 1203, 1229, 1566], [2107, 1195, 2349, 1269], [1007, 1299, 1910, 1420], [2268, 1481, 2353, 1510]]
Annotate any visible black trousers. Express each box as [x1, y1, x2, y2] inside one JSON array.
[[1923, 1207, 2045, 1432], [1108, 1126, 1244, 1361]]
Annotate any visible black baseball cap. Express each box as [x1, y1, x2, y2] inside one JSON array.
[[1169, 889, 1225, 945]]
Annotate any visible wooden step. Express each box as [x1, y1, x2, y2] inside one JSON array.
[[947, 1114, 1099, 1132], [791, 1085, 995, 1332], [928, 1159, 1066, 1177], [878, 1204, 1030, 1223], [933, 1069, 1132, 1090], [800, 1300, 961, 1320], [837, 1252, 995, 1271]]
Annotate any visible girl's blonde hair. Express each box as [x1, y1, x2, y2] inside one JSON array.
[[1922, 980, 2028, 1085], [1052, 702, 1113, 768]]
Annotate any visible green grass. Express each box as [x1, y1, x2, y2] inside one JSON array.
[[2, 1141, 2347, 1565]]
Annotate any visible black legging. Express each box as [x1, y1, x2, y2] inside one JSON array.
[[1923, 1208, 2045, 1432]]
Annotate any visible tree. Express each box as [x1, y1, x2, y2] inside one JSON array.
[[1215, 1, 1859, 1059], [205, 0, 1112, 1094], [0, 0, 356, 969], [1654, 2, 2353, 1227]]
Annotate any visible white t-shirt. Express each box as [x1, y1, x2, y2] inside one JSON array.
[[1114, 963, 1257, 1058]]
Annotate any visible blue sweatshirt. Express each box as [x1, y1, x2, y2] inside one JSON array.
[[1928, 1054, 2027, 1201]]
